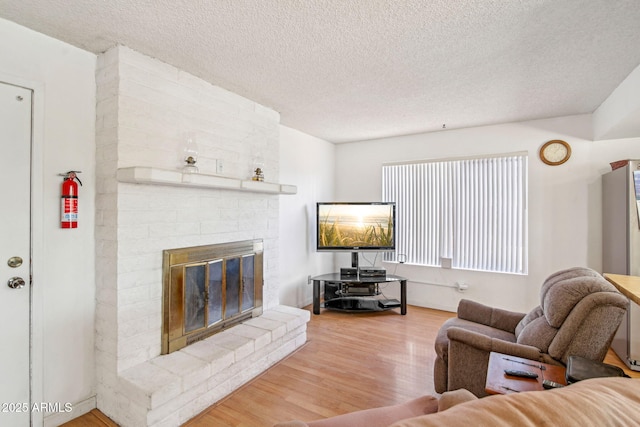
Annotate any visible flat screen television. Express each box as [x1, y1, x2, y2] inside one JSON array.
[[316, 202, 396, 267]]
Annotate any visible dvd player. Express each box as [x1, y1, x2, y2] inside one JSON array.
[[340, 267, 358, 277], [339, 267, 386, 278], [378, 299, 401, 308], [358, 268, 386, 278]]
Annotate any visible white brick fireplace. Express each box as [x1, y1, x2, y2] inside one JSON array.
[[95, 46, 309, 427]]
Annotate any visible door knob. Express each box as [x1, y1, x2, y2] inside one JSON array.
[[7, 277, 26, 289]]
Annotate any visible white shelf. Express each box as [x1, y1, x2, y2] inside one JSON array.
[[116, 167, 297, 195]]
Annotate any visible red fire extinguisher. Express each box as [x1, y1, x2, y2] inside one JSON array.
[[60, 171, 82, 229]]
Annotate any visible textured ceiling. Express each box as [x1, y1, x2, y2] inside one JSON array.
[[1, 0, 640, 143]]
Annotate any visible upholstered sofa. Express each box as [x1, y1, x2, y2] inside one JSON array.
[[434, 267, 628, 397], [274, 377, 640, 427]]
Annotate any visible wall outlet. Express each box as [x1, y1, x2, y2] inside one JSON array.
[[456, 281, 469, 292], [441, 257, 452, 269], [216, 159, 224, 174]]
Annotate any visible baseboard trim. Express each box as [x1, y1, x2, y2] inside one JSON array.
[[43, 395, 96, 427]]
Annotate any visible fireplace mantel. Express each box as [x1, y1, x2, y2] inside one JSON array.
[[117, 167, 297, 194]]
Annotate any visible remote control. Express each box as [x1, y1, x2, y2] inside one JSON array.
[[504, 369, 538, 379], [542, 379, 565, 389]]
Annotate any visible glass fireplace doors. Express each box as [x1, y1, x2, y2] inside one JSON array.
[[162, 240, 263, 354]]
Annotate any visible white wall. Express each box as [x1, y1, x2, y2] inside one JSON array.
[[0, 18, 97, 425], [335, 115, 640, 313], [594, 63, 640, 140], [278, 126, 336, 307]]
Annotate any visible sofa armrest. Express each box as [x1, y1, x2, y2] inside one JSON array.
[[457, 299, 526, 333], [437, 389, 477, 412], [445, 327, 543, 397], [447, 326, 542, 360]]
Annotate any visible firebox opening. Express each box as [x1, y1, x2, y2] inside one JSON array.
[[162, 239, 264, 354]]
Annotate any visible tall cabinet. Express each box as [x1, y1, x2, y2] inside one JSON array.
[[602, 160, 640, 371]]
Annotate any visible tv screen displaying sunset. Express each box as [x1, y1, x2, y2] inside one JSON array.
[[317, 203, 395, 250]]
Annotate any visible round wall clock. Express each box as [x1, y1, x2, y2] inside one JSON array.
[[539, 140, 571, 166]]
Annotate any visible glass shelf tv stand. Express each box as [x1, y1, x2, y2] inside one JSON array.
[[311, 273, 407, 315]]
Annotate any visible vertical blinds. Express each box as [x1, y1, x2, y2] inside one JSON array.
[[382, 153, 528, 274]]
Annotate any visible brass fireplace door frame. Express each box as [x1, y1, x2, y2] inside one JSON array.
[[162, 239, 264, 354]]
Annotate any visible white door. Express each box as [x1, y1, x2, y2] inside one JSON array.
[[0, 81, 32, 426]]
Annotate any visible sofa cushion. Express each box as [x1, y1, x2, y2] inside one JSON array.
[[542, 276, 618, 328], [514, 306, 543, 337], [539, 267, 601, 299], [515, 315, 558, 352], [389, 377, 640, 427]]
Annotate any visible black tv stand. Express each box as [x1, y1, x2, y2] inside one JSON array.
[[351, 251, 359, 269], [311, 273, 407, 315]]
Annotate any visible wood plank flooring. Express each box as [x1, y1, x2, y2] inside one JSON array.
[[63, 305, 639, 427], [62, 409, 118, 427], [185, 305, 453, 426]]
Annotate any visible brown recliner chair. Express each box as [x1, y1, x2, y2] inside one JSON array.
[[433, 267, 628, 397]]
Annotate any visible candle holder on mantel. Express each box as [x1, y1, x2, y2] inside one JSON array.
[[252, 167, 265, 182], [182, 132, 199, 174], [252, 155, 265, 181]]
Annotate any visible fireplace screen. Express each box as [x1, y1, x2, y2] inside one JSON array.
[[162, 240, 263, 354]]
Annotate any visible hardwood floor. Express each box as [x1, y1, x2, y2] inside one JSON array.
[[62, 409, 118, 427], [64, 305, 639, 426], [186, 306, 453, 426]]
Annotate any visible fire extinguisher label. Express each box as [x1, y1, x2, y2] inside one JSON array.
[[61, 196, 78, 222]]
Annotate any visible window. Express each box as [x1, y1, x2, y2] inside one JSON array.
[[382, 152, 528, 274]]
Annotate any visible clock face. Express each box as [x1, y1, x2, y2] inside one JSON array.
[[540, 140, 571, 165]]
